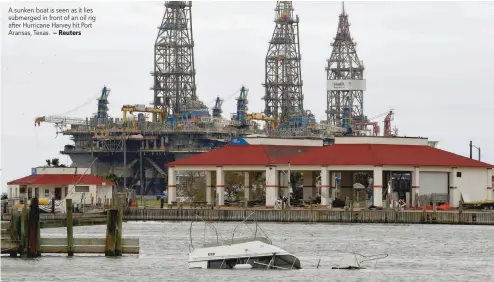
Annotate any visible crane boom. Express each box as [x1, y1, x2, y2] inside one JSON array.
[[35, 115, 86, 126]]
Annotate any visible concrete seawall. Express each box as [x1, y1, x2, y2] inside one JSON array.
[[122, 209, 494, 225]]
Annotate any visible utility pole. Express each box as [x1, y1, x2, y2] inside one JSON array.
[[469, 141, 481, 161], [469, 140, 472, 159]]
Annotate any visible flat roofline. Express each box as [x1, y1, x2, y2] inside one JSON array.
[[336, 136, 428, 139], [244, 136, 331, 140]]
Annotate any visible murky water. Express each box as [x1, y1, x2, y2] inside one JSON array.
[[1, 222, 493, 282]]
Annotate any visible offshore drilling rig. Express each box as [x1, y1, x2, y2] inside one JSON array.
[[325, 2, 367, 134], [263, 1, 317, 134], [34, 1, 398, 195]]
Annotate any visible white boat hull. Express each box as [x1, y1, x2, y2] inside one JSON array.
[[188, 239, 301, 270], [188, 261, 208, 269]]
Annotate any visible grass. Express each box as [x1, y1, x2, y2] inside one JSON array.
[[135, 199, 167, 208]]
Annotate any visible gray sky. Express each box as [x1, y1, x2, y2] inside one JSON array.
[[2, 1, 494, 191]]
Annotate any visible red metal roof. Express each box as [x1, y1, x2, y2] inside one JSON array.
[[168, 145, 316, 166], [274, 144, 493, 168], [7, 174, 114, 186]]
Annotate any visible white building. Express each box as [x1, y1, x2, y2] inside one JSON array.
[[7, 167, 115, 208], [167, 137, 493, 208]]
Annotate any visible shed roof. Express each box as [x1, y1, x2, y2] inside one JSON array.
[[168, 145, 316, 166], [274, 144, 493, 168], [7, 174, 114, 186]]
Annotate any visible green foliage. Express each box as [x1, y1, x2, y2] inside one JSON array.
[[225, 172, 244, 199], [51, 158, 60, 167], [1, 193, 7, 200], [354, 172, 372, 187], [44, 157, 66, 167], [104, 173, 119, 184], [250, 171, 266, 200], [291, 172, 303, 187], [181, 172, 206, 201]]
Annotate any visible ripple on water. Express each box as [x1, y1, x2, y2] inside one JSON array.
[[1, 222, 493, 282]]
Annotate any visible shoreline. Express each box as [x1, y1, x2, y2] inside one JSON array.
[[121, 208, 494, 225], [3, 208, 493, 226]]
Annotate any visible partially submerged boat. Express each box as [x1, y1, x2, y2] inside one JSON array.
[[330, 252, 388, 270], [187, 212, 301, 270]]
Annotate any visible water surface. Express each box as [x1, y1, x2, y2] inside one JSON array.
[[1, 222, 493, 282]]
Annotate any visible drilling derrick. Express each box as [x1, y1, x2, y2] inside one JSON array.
[[212, 97, 223, 118], [152, 1, 205, 120], [96, 86, 110, 125], [263, 1, 304, 128], [326, 3, 366, 130]]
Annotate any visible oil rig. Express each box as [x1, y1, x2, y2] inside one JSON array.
[[34, 1, 397, 195]]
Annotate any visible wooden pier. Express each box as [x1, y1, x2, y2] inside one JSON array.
[[1, 196, 139, 257], [122, 208, 494, 225]]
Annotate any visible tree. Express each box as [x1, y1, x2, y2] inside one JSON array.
[[44, 157, 66, 167], [51, 158, 60, 167], [354, 172, 372, 187], [1, 193, 7, 200], [250, 171, 266, 201], [181, 172, 206, 201], [104, 173, 120, 188], [224, 172, 244, 200]]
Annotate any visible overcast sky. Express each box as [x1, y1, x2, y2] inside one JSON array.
[[1, 1, 493, 191]]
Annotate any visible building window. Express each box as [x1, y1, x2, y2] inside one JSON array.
[[20, 187, 26, 194], [45, 189, 50, 197], [75, 186, 90, 193], [456, 172, 462, 177], [55, 188, 62, 200]]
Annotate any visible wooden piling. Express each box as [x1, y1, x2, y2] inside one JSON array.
[[66, 199, 74, 257], [116, 195, 123, 256], [10, 208, 20, 257], [458, 199, 464, 224], [105, 209, 118, 256], [27, 198, 40, 257], [20, 200, 28, 257], [421, 203, 427, 223]]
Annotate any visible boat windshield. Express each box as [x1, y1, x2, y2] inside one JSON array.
[[207, 254, 301, 270], [202, 236, 272, 248]]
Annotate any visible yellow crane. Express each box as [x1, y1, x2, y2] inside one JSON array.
[[246, 113, 278, 129], [121, 104, 167, 123]]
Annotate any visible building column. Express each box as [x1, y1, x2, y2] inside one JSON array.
[[167, 167, 176, 204], [320, 168, 330, 205], [279, 171, 289, 198], [244, 172, 251, 201], [303, 171, 316, 201], [216, 167, 225, 207], [205, 171, 213, 204], [487, 168, 493, 200], [265, 166, 278, 207], [411, 166, 420, 207], [449, 167, 459, 208], [331, 172, 338, 200], [373, 166, 383, 207]]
